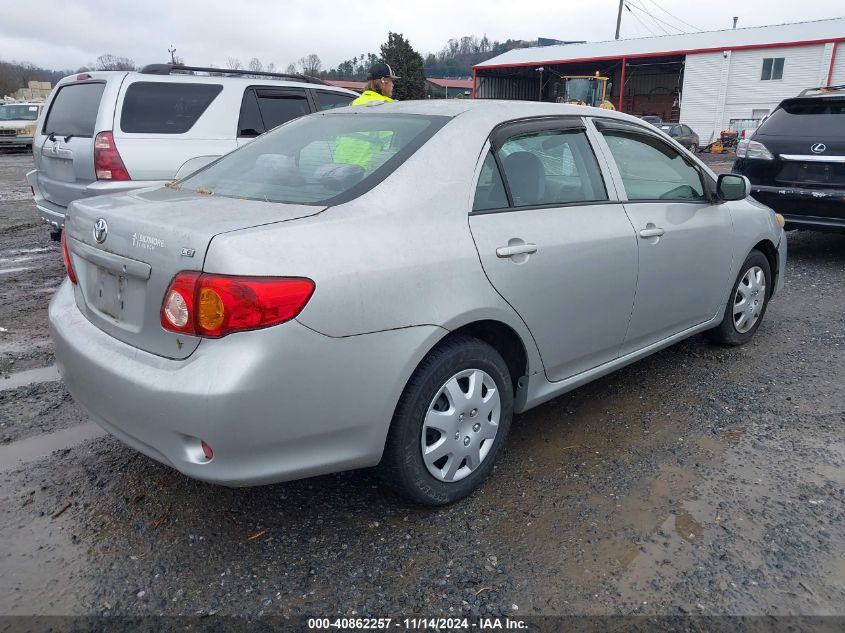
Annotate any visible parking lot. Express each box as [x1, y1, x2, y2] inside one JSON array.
[[0, 148, 843, 617]]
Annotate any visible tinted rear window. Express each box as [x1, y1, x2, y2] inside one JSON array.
[[43, 82, 106, 137], [120, 82, 223, 134], [178, 113, 448, 205], [759, 99, 845, 137]]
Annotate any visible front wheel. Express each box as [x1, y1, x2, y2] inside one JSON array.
[[689, 143, 698, 153], [705, 250, 771, 346], [379, 336, 513, 505]]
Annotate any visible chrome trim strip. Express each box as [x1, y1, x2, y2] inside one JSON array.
[[779, 154, 845, 163]]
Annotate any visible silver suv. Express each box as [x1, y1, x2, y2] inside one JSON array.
[[26, 64, 357, 237]]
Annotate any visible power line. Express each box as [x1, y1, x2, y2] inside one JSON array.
[[644, 0, 702, 32], [625, 3, 660, 36], [626, 0, 686, 34]]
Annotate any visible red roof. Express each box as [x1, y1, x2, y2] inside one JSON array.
[[426, 78, 473, 90], [325, 80, 366, 91]]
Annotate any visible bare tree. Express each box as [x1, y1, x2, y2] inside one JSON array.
[[226, 57, 242, 70], [265, 62, 276, 73], [95, 54, 135, 71], [285, 63, 297, 75], [298, 54, 322, 76], [248, 58, 263, 76]]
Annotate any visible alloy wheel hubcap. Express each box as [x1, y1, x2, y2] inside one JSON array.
[[733, 266, 766, 333], [421, 368, 501, 482]]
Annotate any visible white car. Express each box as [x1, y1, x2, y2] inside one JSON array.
[[0, 102, 43, 148], [26, 64, 358, 237]]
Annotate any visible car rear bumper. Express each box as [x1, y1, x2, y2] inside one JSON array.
[[748, 185, 845, 231], [26, 169, 168, 229], [49, 280, 443, 486]]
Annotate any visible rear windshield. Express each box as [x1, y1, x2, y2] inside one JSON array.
[[121, 82, 223, 134], [178, 113, 449, 205], [43, 82, 106, 137], [759, 98, 845, 137], [0, 104, 40, 121]]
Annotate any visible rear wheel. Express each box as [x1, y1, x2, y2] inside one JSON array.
[[689, 143, 698, 153], [379, 336, 513, 505], [705, 250, 771, 346]]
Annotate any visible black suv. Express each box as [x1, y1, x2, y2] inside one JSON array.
[[732, 85, 845, 231]]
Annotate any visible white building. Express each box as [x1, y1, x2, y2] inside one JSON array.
[[474, 18, 845, 144]]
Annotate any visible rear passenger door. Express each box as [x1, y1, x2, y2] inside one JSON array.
[[236, 87, 312, 146], [468, 118, 638, 382]]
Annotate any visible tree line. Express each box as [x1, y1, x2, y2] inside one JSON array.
[[1, 33, 533, 99]]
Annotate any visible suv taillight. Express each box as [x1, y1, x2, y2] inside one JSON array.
[[736, 139, 774, 161], [161, 273, 315, 338], [94, 131, 130, 180], [61, 231, 78, 285]]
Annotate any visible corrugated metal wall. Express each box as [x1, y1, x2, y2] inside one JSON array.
[[680, 44, 830, 144], [678, 52, 724, 144], [475, 74, 541, 100]]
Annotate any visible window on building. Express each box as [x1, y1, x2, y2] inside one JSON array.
[[761, 58, 784, 81]]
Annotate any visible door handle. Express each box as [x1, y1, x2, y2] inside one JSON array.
[[638, 227, 665, 239], [496, 243, 538, 258]]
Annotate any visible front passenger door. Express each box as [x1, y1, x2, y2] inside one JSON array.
[[594, 120, 734, 354]]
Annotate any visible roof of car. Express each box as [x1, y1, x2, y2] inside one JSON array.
[[327, 98, 649, 125], [57, 70, 357, 95]]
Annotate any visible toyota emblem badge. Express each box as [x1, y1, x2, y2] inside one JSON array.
[[93, 218, 108, 244]]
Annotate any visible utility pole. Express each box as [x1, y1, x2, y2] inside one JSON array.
[[615, 0, 624, 40]]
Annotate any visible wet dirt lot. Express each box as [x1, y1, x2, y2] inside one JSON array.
[[0, 150, 843, 619]]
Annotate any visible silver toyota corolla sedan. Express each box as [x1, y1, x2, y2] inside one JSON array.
[[50, 100, 786, 505]]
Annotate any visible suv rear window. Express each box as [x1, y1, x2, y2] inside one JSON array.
[[43, 82, 106, 137], [758, 98, 845, 137], [179, 113, 448, 205], [120, 82, 223, 134]]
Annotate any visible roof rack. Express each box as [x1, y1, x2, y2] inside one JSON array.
[[797, 84, 845, 97], [139, 64, 330, 86]]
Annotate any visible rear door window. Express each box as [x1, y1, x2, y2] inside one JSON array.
[[255, 89, 311, 130], [120, 82, 223, 134], [315, 91, 355, 110], [43, 82, 106, 137], [495, 129, 608, 207]]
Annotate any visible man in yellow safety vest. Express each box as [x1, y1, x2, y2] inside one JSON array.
[[334, 63, 400, 168], [352, 62, 399, 105]]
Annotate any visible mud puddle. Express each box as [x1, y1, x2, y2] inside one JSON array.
[[0, 422, 105, 472], [0, 364, 60, 391]]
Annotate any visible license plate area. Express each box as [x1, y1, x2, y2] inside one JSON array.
[[95, 266, 128, 321]]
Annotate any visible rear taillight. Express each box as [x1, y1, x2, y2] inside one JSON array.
[[94, 131, 130, 181], [61, 231, 78, 285], [161, 273, 315, 338], [736, 139, 774, 160]]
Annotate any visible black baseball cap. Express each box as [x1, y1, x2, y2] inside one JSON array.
[[367, 62, 400, 81]]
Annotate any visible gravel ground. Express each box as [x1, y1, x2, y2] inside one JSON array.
[[0, 149, 843, 619]]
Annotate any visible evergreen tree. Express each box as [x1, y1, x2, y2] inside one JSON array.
[[379, 32, 425, 100]]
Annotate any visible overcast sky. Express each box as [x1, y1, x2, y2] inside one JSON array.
[[2, 1, 843, 72]]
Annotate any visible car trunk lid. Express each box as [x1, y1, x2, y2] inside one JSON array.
[[64, 186, 325, 359]]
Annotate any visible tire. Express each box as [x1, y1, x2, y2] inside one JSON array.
[[690, 143, 698, 153], [379, 335, 513, 505], [705, 250, 772, 346]]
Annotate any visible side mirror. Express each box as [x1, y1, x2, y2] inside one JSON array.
[[717, 174, 748, 201]]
